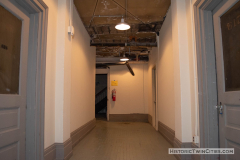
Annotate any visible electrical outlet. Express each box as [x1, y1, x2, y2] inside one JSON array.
[[193, 136, 199, 144], [68, 26, 74, 36]]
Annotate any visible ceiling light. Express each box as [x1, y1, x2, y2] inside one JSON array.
[[120, 54, 129, 61], [115, 18, 130, 31], [120, 58, 129, 61]]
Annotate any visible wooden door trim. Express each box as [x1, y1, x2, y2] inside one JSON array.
[[152, 67, 157, 129], [13, 0, 48, 160], [193, 0, 223, 159]]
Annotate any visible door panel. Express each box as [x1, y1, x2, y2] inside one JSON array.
[[0, 142, 18, 160], [213, 0, 240, 159], [0, 2, 29, 160], [227, 141, 240, 159]]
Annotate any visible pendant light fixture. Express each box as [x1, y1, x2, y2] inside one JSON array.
[[115, 18, 130, 30], [120, 54, 129, 61], [115, 0, 130, 31]]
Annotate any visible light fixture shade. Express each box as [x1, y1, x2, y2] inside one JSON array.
[[115, 18, 130, 30], [120, 54, 129, 61], [120, 58, 129, 61]]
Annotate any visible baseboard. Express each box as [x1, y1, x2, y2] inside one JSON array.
[[148, 114, 152, 125], [158, 121, 175, 146], [173, 137, 193, 160], [191, 143, 201, 160], [44, 118, 96, 160], [71, 118, 96, 148], [109, 114, 148, 122], [44, 143, 56, 160], [56, 138, 73, 160], [157, 122, 200, 160]]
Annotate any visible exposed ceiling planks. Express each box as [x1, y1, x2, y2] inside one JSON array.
[[74, 0, 170, 60]]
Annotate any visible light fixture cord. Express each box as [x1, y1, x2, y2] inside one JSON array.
[[125, 0, 128, 44], [143, 64, 145, 113], [125, 0, 127, 19], [69, 0, 72, 26]]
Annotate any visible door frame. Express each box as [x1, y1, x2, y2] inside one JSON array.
[[152, 66, 157, 129], [193, 0, 228, 159], [212, 1, 240, 160], [194, 0, 220, 150], [96, 69, 110, 121], [2, 0, 48, 159]]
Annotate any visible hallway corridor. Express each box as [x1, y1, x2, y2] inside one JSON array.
[[70, 120, 176, 160]]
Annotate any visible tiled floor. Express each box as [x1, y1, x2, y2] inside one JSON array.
[[70, 120, 176, 160]]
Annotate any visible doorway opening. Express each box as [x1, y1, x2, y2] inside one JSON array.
[[95, 74, 108, 120]]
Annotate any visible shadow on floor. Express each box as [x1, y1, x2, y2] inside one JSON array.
[[95, 113, 107, 121]]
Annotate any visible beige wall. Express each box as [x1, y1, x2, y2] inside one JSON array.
[[156, 8, 175, 131], [172, 0, 184, 141], [44, 0, 58, 148], [108, 64, 148, 115], [148, 8, 175, 131], [70, 6, 96, 133], [147, 47, 158, 125], [148, 1, 199, 143], [43, 0, 96, 148]]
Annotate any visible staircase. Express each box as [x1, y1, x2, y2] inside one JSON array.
[[95, 87, 107, 113]]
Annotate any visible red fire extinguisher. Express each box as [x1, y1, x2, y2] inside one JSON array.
[[112, 89, 116, 101]]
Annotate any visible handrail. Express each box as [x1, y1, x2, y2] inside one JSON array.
[[95, 87, 108, 105], [96, 87, 107, 97]]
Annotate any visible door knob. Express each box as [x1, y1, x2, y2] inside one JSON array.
[[215, 103, 223, 114]]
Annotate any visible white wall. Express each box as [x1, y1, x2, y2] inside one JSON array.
[[148, 8, 175, 131], [107, 64, 148, 115], [70, 6, 96, 133], [43, 0, 58, 148], [186, 0, 200, 144], [171, 0, 199, 143], [54, 0, 72, 143]]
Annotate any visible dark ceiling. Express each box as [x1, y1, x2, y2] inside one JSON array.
[[74, 0, 171, 59]]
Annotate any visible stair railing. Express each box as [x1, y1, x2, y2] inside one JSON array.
[[95, 87, 107, 104]]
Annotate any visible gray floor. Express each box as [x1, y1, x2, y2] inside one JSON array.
[[70, 120, 176, 160]]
